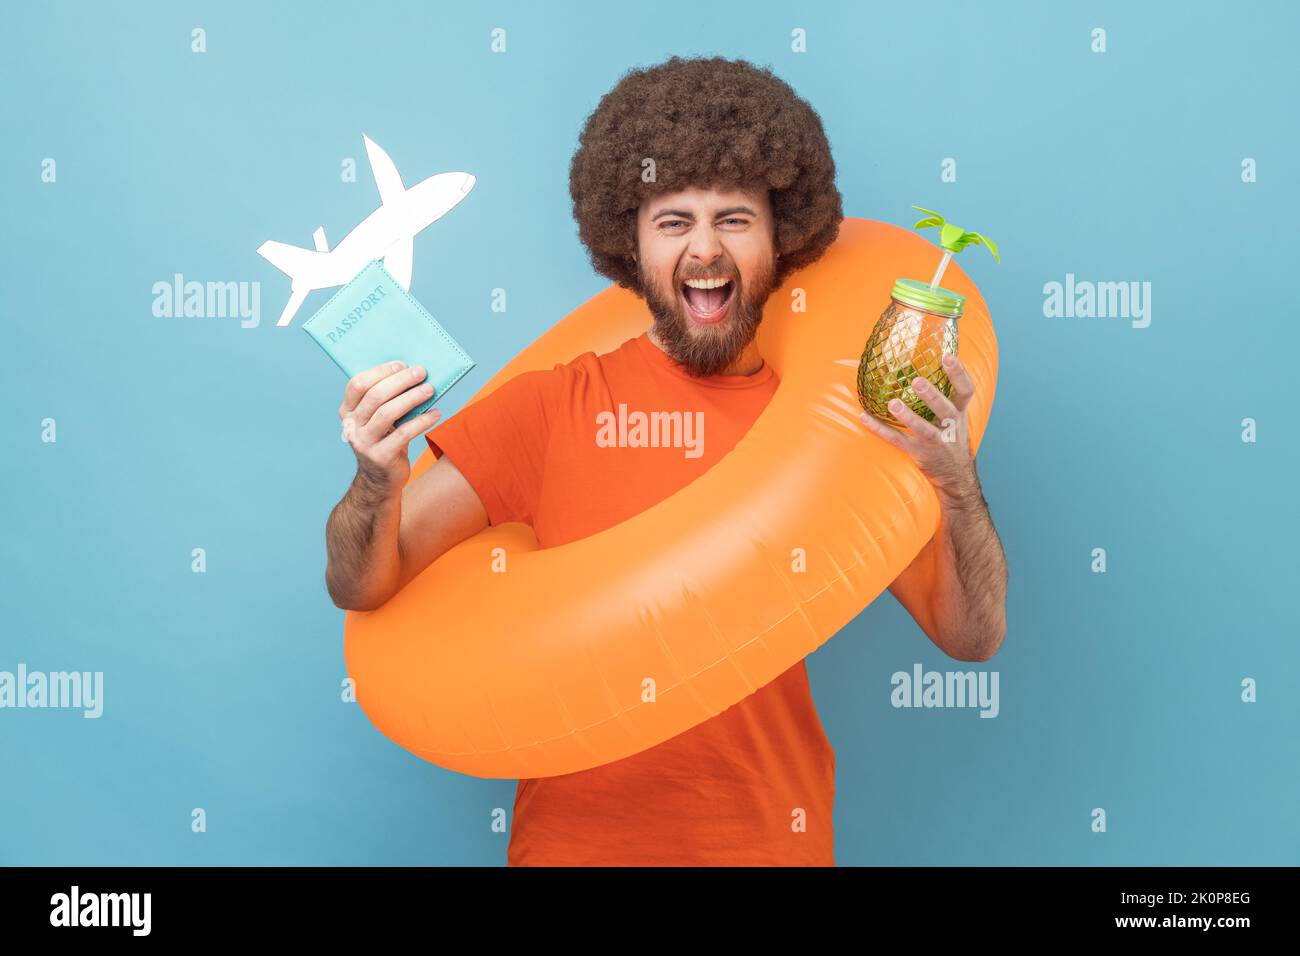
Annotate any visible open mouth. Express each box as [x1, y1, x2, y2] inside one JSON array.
[[679, 277, 735, 325]]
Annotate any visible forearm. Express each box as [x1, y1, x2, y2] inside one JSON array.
[[928, 472, 1008, 661], [325, 467, 404, 611]]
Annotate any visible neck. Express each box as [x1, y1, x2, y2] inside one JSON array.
[[720, 338, 764, 376]]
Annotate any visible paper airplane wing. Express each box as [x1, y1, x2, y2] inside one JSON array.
[[276, 287, 311, 327], [363, 135, 406, 205], [258, 240, 325, 282], [383, 237, 414, 291]]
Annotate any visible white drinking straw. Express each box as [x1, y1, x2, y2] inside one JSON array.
[[928, 251, 952, 291]]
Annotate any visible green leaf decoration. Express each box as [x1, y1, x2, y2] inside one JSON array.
[[911, 205, 945, 230], [909, 205, 1000, 264]]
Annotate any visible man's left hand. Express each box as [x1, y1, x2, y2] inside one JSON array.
[[859, 353, 979, 504]]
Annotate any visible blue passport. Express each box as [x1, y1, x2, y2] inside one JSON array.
[[301, 260, 475, 427]]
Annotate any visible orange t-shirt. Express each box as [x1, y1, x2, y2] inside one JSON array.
[[425, 330, 836, 866]]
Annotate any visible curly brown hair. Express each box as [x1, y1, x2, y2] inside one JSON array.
[[568, 55, 843, 293]]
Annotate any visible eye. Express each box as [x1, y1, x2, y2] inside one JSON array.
[[660, 219, 689, 231], [720, 218, 748, 227]]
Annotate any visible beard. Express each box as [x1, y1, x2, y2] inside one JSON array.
[[637, 252, 779, 377]]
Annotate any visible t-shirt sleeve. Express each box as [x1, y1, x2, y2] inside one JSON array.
[[424, 367, 562, 527]]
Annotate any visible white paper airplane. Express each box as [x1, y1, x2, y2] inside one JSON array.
[[258, 134, 476, 326]]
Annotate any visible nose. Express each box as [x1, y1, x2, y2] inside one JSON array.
[[684, 224, 724, 271]]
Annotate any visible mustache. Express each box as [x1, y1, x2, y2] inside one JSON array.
[[676, 268, 738, 284]]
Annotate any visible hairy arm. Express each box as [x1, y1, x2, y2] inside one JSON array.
[[325, 454, 488, 611], [888, 470, 1008, 662], [323, 360, 491, 612]]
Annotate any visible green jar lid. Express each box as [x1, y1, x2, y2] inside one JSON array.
[[891, 278, 965, 316]]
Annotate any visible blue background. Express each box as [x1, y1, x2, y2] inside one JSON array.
[[2, 0, 1296, 865]]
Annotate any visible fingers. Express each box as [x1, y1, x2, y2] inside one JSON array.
[[349, 364, 430, 433], [340, 361, 406, 418], [860, 409, 917, 452], [359, 381, 437, 444], [941, 354, 975, 411], [911, 376, 959, 425], [372, 407, 442, 458], [886, 396, 943, 441]]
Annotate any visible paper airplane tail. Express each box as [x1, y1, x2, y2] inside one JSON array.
[[257, 240, 326, 280]]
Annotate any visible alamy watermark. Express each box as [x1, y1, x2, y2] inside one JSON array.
[[152, 274, 261, 328], [1043, 273, 1151, 328], [891, 663, 999, 718], [0, 664, 103, 718], [50, 886, 150, 936], [595, 403, 704, 459]]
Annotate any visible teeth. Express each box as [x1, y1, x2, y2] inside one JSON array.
[[682, 277, 732, 290]]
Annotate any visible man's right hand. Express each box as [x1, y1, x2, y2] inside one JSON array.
[[340, 360, 442, 494]]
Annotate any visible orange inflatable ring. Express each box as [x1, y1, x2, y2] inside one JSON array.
[[343, 216, 998, 778]]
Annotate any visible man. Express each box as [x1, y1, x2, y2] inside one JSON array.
[[325, 56, 1008, 866]]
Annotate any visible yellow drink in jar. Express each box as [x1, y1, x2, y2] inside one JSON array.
[[857, 278, 964, 427]]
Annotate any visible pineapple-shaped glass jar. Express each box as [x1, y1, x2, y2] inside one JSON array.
[[857, 279, 964, 427], [857, 206, 998, 428]]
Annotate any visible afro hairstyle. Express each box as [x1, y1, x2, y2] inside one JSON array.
[[568, 55, 844, 293]]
